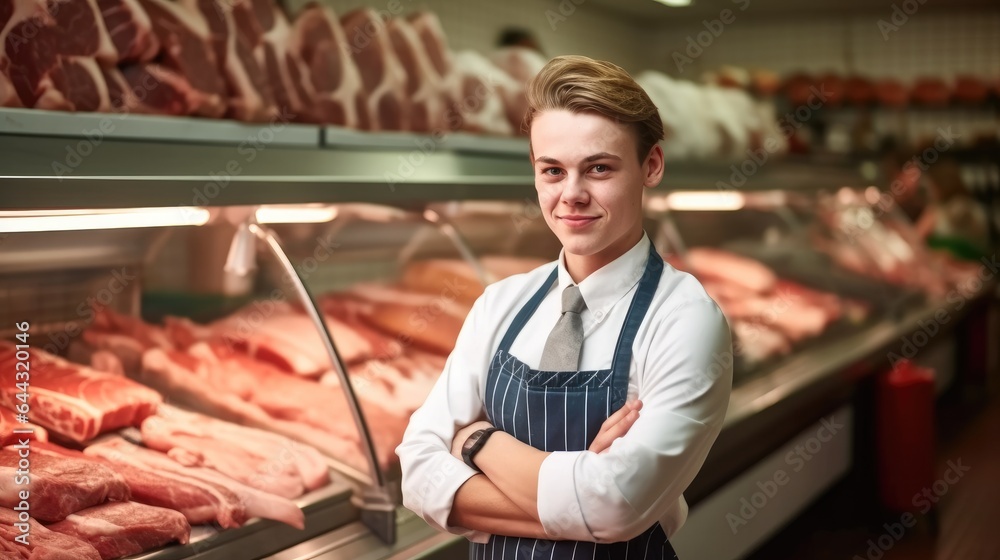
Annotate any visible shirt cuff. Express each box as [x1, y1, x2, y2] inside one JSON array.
[[537, 451, 594, 541], [422, 459, 491, 543]]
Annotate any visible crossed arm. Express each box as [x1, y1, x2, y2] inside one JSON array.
[[445, 400, 644, 538]]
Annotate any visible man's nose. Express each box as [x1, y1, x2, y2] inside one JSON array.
[[560, 174, 589, 205]]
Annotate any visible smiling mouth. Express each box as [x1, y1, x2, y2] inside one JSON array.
[[558, 216, 598, 228]]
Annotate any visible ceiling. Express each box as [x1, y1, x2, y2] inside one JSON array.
[[587, 0, 1000, 23]]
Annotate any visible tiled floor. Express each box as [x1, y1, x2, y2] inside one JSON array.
[[746, 390, 1000, 560]]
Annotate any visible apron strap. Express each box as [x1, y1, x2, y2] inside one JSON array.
[[497, 265, 558, 353], [608, 244, 664, 409]]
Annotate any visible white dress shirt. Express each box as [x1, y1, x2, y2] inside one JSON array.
[[397, 234, 733, 544]]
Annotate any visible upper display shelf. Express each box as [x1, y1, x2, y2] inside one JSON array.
[[0, 109, 867, 210]]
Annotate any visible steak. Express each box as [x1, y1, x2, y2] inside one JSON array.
[[137, 0, 226, 117], [1, 0, 116, 111], [0, 405, 49, 447], [386, 16, 449, 133], [0, 342, 162, 443], [340, 8, 409, 131], [0, 508, 101, 560], [47, 501, 190, 559], [185, 0, 277, 122], [448, 50, 514, 136], [141, 412, 306, 499], [150, 405, 330, 492], [290, 2, 365, 127], [85, 436, 305, 529], [0, 447, 130, 522], [96, 0, 159, 62], [33, 440, 243, 527]]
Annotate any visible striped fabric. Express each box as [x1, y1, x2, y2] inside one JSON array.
[[472, 245, 677, 559]]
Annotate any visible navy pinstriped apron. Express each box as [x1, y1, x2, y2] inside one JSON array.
[[474, 244, 678, 559]]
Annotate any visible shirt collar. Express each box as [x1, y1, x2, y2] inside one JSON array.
[[556, 233, 651, 327]]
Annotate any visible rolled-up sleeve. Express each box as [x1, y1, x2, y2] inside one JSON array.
[[396, 295, 494, 542], [537, 298, 732, 542]]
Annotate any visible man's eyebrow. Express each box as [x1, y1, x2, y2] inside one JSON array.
[[533, 152, 623, 165]]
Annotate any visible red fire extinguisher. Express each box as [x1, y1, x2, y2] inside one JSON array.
[[876, 359, 935, 513]]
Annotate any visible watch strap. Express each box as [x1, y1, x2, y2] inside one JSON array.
[[462, 427, 500, 472]]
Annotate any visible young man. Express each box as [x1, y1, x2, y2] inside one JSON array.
[[397, 55, 732, 559]]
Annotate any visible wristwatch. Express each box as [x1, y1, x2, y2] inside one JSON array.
[[461, 427, 500, 472]]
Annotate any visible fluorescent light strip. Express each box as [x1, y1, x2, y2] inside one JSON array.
[[0, 207, 210, 233], [255, 206, 339, 224], [653, 0, 691, 7], [664, 191, 745, 211]]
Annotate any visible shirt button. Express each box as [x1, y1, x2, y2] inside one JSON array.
[[594, 310, 604, 320]]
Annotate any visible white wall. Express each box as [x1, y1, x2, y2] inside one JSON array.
[[648, 10, 1000, 80]]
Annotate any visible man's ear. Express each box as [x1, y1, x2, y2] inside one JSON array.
[[643, 144, 665, 188]]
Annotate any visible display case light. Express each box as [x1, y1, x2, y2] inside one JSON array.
[[0, 207, 209, 233], [653, 0, 691, 6], [661, 191, 746, 211], [255, 205, 339, 224]]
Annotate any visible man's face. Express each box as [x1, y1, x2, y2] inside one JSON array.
[[530, 109, 663, 276]]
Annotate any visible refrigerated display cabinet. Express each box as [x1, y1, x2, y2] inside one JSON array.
[[1, 108, 996, 560]]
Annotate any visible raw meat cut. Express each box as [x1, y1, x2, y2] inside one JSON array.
[[211, 300, 371, 375], [684, 247, 778, 294], [141, 413, 305, 499], [386, 16, 449, 133], [0, 447, 130, 522], [1, 0, 116, 111], [85, 436, 305, 529], [731, 320, 792, 365], [291, 2, 365, 127], [331, 283, 469, 355], [96, 0, 159, 63], [226, 0, 320, 123], [448, 50, 515, 136], [0, 65, 20, 107], [407, 11, 451, 84], [0, 508, 101, 560], [398, 256, 546, 307], [0, 342, 162, 443], [340, 8, 409, 131], [490, 46, 547, 133], [137, 0, 227, 117], [32, 440, 242, 527], [185, 0, 277, 122], [153, 405, 330, 491], [47, 501, 190, 559], [117, 63, 194, 115], [0, 405, 48, 446], [137, 346, 382, 474]]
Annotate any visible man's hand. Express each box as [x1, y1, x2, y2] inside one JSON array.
[[588, 400, 642, 454], [451, 420, 495, 461]]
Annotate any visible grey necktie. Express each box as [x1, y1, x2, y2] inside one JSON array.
[[539, 285, 587, 371]]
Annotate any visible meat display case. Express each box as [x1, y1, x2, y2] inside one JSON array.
[[1, 107, 997, 560]]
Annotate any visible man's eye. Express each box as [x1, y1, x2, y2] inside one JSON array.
[[591, 165, 609, 173], [542, 168, 562, 176]]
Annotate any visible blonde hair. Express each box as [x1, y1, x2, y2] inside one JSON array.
[[525, 55, 664, 161]]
